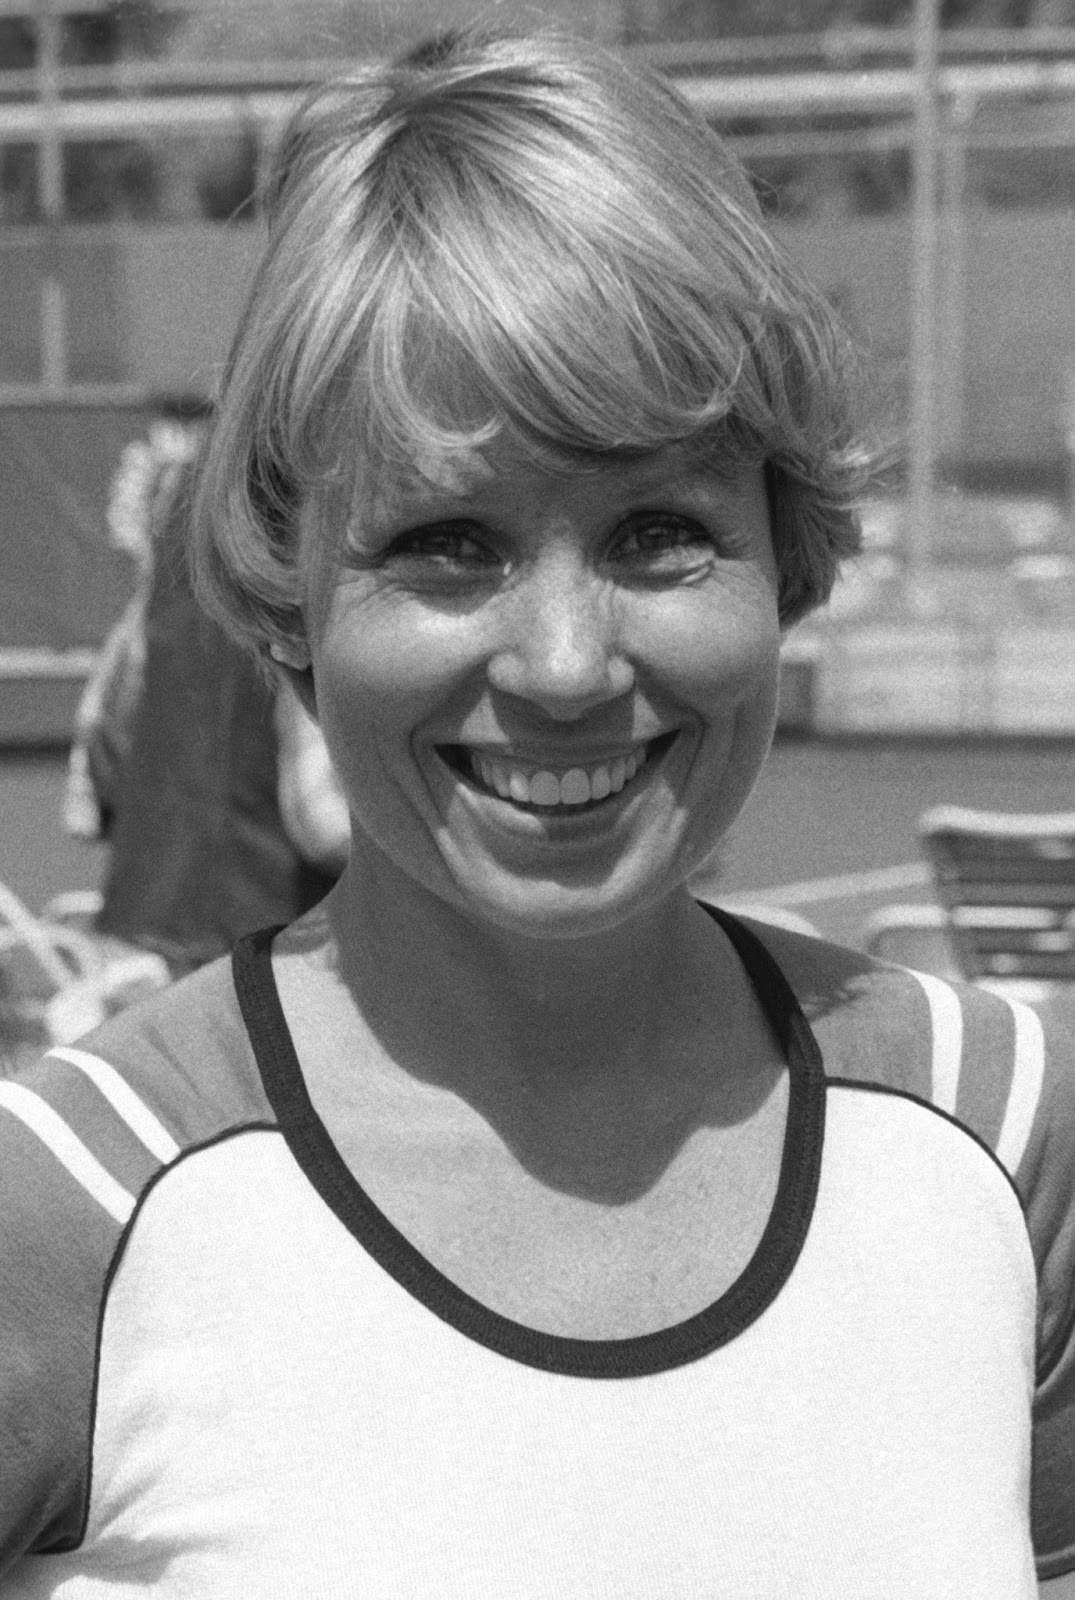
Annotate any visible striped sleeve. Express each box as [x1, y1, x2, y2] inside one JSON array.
[[883, 971, 1075, 1578], [0, 1046, 175, 1569], [0, 956, 272, 1575], [1006, 990, 1075, 1581], [768, 929, 1075, 1578], [894, 968, 1048, 1175]]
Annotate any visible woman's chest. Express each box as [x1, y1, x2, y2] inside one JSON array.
[[64, 1117, 1037, 1600], [314, 1075, 789, 1339]]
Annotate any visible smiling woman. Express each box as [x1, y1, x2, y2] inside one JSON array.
[[295, 443, 780, 939], [2, 28, 1074, 1600]]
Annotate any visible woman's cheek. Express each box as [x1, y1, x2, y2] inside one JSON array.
[[641, 597, 780, 708], [318, 593, 446, 695]]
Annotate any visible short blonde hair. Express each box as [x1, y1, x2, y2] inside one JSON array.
[[192, 29, 876, 660]]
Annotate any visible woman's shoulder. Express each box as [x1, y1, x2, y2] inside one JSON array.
[[0, 941, 281, 1566], [731, 910, 1075, 1198], [0, 949, 275, 1233], [78, 951, 271, 1128]]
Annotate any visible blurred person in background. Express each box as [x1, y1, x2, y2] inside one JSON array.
[[2, 31, 1074, 1598], [64, 397, 348, 975]]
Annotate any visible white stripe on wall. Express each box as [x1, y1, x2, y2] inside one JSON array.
[[0, 1082, 135, 1224], [47, 1046, 180, 1164], [995, 1000, 1046, 1178], [907, 969, 963, 1115]]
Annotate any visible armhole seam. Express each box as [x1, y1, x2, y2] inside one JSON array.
[[55, 1120, 281, 1555]]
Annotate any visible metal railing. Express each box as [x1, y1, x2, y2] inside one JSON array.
[[2, 8, 1074, 581]]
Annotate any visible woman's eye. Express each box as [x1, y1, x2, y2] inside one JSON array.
[[613, 514, 719, 572], [382, 522, 502, 576]]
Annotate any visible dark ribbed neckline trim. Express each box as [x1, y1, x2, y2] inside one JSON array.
[[232, 905, 825, 1379]]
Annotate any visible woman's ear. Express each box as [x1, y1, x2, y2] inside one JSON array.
[[268, 641, 318, 717], [269, 639, 309, 669]]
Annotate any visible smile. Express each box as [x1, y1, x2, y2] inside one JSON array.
[[439, 733, 678, 812]]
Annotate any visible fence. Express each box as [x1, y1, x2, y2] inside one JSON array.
[[1, 26, 1074, 738]]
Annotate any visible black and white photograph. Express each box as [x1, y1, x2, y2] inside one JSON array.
[[1, 2, 1074, 1593]]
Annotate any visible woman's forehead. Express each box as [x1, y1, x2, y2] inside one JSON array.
[[354, 438, 757, 521], [357, 443, 496, 523], [405, 440, 497, 496]]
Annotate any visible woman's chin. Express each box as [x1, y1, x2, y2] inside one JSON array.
[[431, 841, 693, 942]]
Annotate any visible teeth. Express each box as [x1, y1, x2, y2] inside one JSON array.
[[529, 771, 561, 807], [559, 769, 590, 806], [466, 744, 656, 808], [590, 765, 612, 801], [491, 763, 511, 799], [480, 756, 508, 797]]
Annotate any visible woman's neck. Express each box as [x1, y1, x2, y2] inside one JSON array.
[[319, 844, 735, 1105], [277, 846, 781, 1206]]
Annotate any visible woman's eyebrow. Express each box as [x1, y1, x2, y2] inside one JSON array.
[[363, 455, 752, 526], [363, 484, 478, 527], [620, 467, 749, 505]]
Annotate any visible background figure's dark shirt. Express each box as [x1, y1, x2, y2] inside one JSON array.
[[96, 466, 334, 973]]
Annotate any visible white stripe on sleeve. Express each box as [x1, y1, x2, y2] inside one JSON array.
[[906, 969, 964, 1114], [47, 1045, 180, 1164], [0, 1081, 135, 1224], [994, 999, 1046, 1178]]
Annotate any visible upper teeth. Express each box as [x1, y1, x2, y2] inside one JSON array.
[[469, 746, 648, 807]]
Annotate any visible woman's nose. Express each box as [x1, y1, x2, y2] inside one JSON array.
[[486, 557, 634, 719]]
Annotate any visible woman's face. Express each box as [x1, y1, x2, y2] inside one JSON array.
[[303, 440, 781, 938]]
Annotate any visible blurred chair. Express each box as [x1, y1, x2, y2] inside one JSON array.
[[863, 806, 1075, 996], [0, 879, 169, 1063]]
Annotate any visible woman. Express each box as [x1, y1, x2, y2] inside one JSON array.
[[1, 32, 1073, 1596]]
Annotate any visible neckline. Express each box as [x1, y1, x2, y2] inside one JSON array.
[[232, 905, 826, 1379]]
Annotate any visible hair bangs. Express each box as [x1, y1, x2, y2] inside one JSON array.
[[343, 154, 772, 484], [192, 33, 882, 662]]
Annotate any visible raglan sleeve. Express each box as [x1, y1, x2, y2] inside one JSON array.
[[1014, 993, 1075, 1581], [0, 1068, 123, 1575]]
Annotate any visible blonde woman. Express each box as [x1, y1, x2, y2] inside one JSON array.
[[2, 33, 1072, 1597]]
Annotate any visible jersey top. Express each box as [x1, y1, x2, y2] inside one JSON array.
[[1, 907, 1074, 1598]]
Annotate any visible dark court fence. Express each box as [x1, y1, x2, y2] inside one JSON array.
[[0, 398, 148, 741]]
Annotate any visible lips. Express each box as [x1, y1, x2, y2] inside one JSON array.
[[440, 733, 677, 811]]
